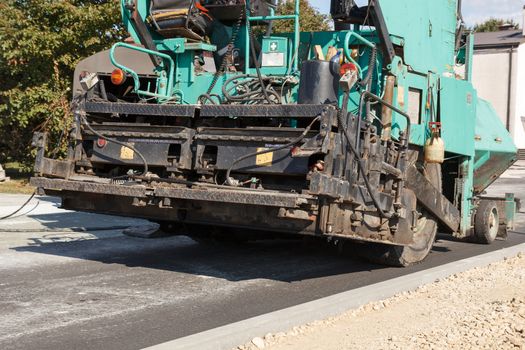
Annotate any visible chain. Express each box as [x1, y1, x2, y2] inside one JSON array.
[[203, 2, 246, 98]]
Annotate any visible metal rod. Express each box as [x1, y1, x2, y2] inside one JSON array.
[[506, 48, 514, 131], [381, 75, 396, 141], [361, 91, 412, 145], [248, 15, 296, 21]]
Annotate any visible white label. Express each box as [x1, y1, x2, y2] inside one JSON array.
[[262, 52, 285, 67]]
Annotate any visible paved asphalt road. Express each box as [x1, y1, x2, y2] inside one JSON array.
[[1, 163, 524, 350]]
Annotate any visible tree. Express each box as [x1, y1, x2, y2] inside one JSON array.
[[273, 0, 330, 33], [0, 0, 123, 167], [473, 18, 520, 33]]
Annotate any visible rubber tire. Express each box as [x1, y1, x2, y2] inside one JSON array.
[[366, 163, 441, 267], [474, 200, 499, 244]]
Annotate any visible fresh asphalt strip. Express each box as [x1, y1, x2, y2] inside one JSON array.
[[144, 242, 525, 350]]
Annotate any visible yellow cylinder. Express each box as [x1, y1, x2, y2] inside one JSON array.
[[424, 133, 445, 164]]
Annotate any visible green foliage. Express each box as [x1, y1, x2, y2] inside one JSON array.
[[473, 18, 520, 33], [0, 0, 123, 167], [273, 0, 330, 34]]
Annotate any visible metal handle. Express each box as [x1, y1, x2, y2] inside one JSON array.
[[110, 42, 176, 102]]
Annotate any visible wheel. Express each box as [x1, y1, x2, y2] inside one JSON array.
[[474, 200, 499, 244], [365, 163, 441, 267]]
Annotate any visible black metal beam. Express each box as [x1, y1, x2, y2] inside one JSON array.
[[84, 102, 332, 119], [30, 177, 314, 208], [369, 0, 396, 65], [128, 1, 162, 67], [199, 104, 332, 118], [84, 101, 196, 117]]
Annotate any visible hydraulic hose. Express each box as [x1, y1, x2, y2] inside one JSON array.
[[358, 46, 377, 89], [0, 192, 36, 221], [225, 116, 321, 186], [222, 74, 280, 103], [246, 6, 273, 104], [338, 92, 393, 219]]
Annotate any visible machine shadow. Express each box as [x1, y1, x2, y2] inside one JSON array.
[[13, 235, 392, 283], [8, 211, 427, 283]]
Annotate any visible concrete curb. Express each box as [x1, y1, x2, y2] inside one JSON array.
[[144, 242, 525, 350]]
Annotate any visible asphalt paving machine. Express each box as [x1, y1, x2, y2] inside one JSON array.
[[31, 0, 518, 266]]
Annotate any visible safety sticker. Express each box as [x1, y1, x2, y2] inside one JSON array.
[[255, 148, 273, 166], [120, 144, 135, 160]]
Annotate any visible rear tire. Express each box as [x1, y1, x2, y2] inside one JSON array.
[[366, 163, 441, 267], [474, 200, 499, 244]]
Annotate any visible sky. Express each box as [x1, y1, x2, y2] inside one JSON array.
[[309, 0, 525, 27]]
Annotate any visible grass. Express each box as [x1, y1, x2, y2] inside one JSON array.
[[0, 162, 35, 194]]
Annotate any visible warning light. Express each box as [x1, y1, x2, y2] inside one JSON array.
[[111, 69, 126, 85], [96, 138, 107, 148]]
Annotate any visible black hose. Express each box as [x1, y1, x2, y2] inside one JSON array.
[[0, 192, 36, 221], [222, 74, 279, 103], [80, 115, 149, 177], [246, 6, 273, 104], [225, 116, 321, 186], [338, 92, 393, 219], [198, 93, 221, 105], [358, 46, 377, 88]]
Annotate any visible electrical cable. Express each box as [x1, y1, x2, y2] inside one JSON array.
[[0, 192, 36, 221], [338, 91, 393, 219], [225, 116, 321, 186]]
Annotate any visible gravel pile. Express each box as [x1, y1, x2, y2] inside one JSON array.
[[237, 253, 525, 350], [386, 297, 525, 350]]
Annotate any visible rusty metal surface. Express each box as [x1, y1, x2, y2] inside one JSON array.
[[405, 165, 461, 233], [153, 186, 311, 208], [30, 177, 315, 209], [30, 177, 148, 198], [33, 157, 74, 179]]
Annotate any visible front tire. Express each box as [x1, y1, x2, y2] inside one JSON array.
[[474, 200, 499, 244], [366, 163, 441, 267]]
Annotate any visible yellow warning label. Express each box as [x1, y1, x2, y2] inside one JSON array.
[[120, 144, 135, 160], [255, 148, 273, 167]]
